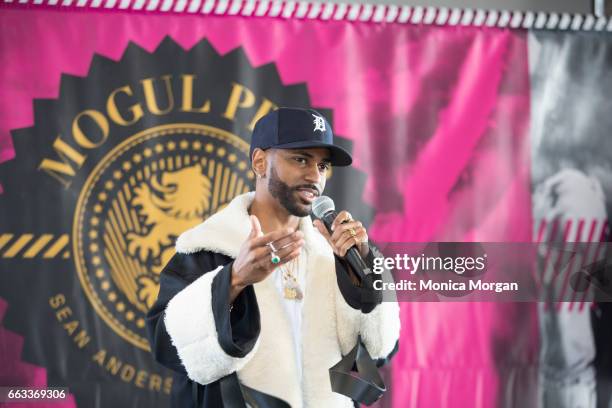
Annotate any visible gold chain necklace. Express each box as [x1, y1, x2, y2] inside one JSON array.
[[280, 254, 303, 300]]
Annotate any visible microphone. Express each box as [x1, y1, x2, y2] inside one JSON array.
[[311, 196, 372, 280]]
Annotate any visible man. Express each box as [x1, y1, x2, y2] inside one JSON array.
[[146, 107, 400, 407]]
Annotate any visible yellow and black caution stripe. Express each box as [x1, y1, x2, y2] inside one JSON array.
[[0, 234, 70, 259]]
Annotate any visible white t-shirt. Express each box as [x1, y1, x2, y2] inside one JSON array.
[[272, 248, 307, 382]]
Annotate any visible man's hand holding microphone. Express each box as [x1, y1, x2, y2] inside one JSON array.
[[313, 210, 369, 259]]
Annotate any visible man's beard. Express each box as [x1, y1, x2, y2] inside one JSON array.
[[268, 167, 311, 217]]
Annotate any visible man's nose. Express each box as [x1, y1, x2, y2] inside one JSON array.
[[303, 163, 322, 184]]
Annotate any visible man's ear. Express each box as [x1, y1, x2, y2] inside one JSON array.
[[251, 148, 267, 178]]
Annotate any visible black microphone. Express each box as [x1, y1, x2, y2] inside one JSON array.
[[311, 196, 372, 280]]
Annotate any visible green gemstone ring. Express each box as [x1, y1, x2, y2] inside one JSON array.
[[271, 254, 281, 264]]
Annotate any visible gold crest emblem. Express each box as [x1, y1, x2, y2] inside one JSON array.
[[73, 124, 253, 350]]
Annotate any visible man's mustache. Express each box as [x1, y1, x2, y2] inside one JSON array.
[[292, 184, 321, 196]]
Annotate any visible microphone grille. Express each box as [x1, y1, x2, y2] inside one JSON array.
[[311, 196, 335, 218]]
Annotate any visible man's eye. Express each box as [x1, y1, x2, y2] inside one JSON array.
[[294, 157, 307, 164], [319, 163, 330, 171]]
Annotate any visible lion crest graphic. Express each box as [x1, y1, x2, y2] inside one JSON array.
[[107, 164, 211, 310]]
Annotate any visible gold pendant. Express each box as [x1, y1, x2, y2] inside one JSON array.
[[284, 286, 303, 300]]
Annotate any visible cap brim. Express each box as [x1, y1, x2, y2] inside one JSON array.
[[269, 141, 353, 166]]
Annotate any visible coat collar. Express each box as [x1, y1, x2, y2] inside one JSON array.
[[175, 192, 324, 257]]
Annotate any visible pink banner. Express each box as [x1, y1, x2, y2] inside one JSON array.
[[0, 7, 534, 407]]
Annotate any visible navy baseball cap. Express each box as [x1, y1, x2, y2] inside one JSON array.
[[250, 107, 353, 166]]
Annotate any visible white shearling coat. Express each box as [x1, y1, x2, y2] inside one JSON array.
[[146, 192, 400, 408]]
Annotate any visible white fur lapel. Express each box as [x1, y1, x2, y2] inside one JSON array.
[[175, 192, 252, 257]]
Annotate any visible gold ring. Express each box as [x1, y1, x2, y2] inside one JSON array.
[[349, 228, 357, 237]]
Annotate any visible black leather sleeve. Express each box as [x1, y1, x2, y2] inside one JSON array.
[[145, 251, 261, 373], [335, 243, 384, 314], [211, 262, 260, 358]]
